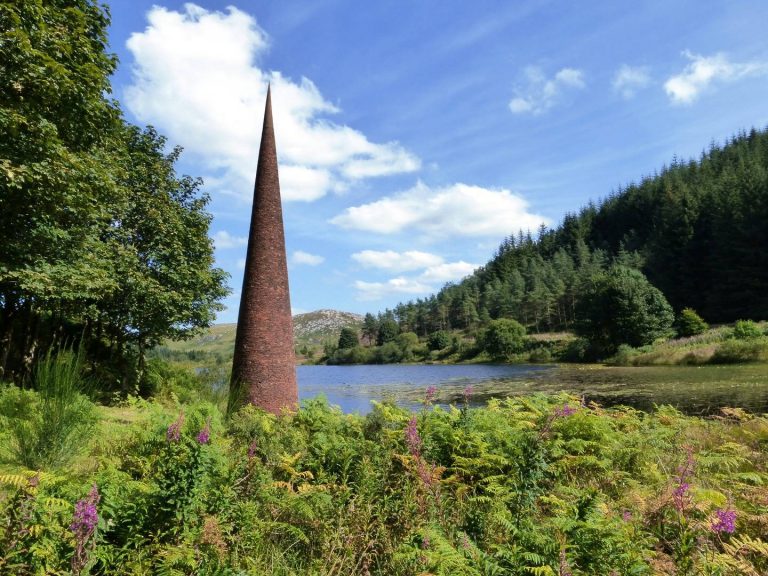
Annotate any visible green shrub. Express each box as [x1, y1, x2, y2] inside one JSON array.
[[480, 318, 526, 360], [375, 341, 404, 363], [576, 265, 674, 355], [427, 330, 451, 351], [610, 344, 639, 366], [732, 319, 762, 340], [337, 327, 359, 349], [677, 308, 709, 337], [0, 349, 96, 469], [710, 338, 768, 363]]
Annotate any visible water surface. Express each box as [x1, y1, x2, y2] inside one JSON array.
[[296, 363, 768, 415]]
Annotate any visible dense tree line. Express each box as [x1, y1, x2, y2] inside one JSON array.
[[0, 1, 228, 390], [384, 127, 768, 337]]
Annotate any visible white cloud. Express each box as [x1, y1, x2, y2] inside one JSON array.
[[213, 230, 248, 249], [612, 65, 651, 99], [236, 258, 246, 270], [353, 259, 477, 301], [291, 250, 324, 266], [509, 66, 586, 115], [331, 181, 549, 238], [125, 4, 419, 202], [419, 261, 477, 283], [354, 278, 435, 301], [351, 250, 444, 272], [664, 51, 768, 104]]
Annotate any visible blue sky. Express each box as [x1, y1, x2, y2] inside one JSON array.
[[106, 0, 768, 322]]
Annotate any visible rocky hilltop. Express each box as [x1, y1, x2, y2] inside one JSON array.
[[155, 310, 364, 359], [293, 309, 363, 346]]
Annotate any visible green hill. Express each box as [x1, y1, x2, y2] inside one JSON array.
[[384, 128, 768, 337], [154, 309, 363, 363]]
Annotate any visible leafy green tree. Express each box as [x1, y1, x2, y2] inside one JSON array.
[[480, 318, 527, 360], [337, 327, 359, 349], [676, 308, 708, 337], [376, 318, 399, 346], [427, 330, 450, 351], [0, 0, 122, 377], [0, 1, 228, 387], [361, 313, 378, 346], [576, 266, 674, 355]]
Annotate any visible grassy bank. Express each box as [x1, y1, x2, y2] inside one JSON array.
[[1, 386, 767, 575]]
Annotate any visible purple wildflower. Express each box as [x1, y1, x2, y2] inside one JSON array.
[[196, 418, 211, 445], [463, 384, 474, 405], [673, 447, 695, 513], [622, 510, 632, 522], [166, 410, 184, 442], [421, 535, 431, 550], [673, 482, 690, 512], [425, 385, 437, 405], [711, 508, 736, 534], [555, 404, 578, 417], [70, 485, 100, 574], [405, 416, 422, 457]]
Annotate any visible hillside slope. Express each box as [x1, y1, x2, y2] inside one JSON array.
[[384, 128, 768, 335], [156, 309, 363, 359]]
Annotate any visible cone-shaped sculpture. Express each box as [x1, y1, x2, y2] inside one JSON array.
[[229, 86, 298, 414]]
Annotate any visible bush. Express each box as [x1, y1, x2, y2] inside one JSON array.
[[677, 308, 709, 337], [480, 318, 527, 360], [732, 319, 762, 340], [0, 349, 96, 468], [609, 344, 639, 366], [575, 266, 674, 356], [427, 330, 451, 351], [375, 341, 404, 363], [337, 327, 359, 349], [710, 338, 768, 363]]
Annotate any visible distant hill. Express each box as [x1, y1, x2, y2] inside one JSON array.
[[155, 310, 363, 360], [293, 309, 364, 347]]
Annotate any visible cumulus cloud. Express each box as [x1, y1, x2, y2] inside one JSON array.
[[664, 51, 768, 104], [291, 250, 325, 266], [612, 65, 651, 99], [351, 252, 478, 300], [353, 262, 477, 301], [125, 4, 419, 202], [353, 278, 435, 301], [351, 250, 444, 272], [331, 181, 549, 238], [213, 230, 248, 249], [419, 261, 477, 283], [509, 66, 586, 115]]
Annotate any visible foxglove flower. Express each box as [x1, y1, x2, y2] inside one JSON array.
[[70, 485, 100, 574], [196, 418, 211, 445], [167, 410, 184, 442]]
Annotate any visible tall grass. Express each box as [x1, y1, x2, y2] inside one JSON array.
[[0, 348, 96, 469]]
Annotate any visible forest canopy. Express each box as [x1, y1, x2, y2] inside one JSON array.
[[382, 127, 768, 340], [0, 0, 229, 389]]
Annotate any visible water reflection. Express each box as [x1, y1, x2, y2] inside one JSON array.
[[296, 363, 768, 416]]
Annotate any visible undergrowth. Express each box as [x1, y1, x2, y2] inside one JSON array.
[[0, 392, 766, 575]]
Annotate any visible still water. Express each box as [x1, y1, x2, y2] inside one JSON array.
[[296, 363, 768, 416]]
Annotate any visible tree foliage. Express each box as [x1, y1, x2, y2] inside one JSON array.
[[480, 318, 527, 359], [382, 128, 768, 343], [337, 326, 359, 349], [575, 266, 674, 354], [0, 0, 228, 389], [677, 308, 709, 337]]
